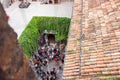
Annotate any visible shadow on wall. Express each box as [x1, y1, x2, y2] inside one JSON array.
[[0, 3, 37, 80]]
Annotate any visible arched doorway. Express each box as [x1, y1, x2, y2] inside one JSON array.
[[47, 34, 55, 43]]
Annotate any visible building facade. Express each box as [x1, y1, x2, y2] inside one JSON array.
[[64, 0, 120, 79]]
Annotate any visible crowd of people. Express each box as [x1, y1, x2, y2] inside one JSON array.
[[29, 33, 65, 80]]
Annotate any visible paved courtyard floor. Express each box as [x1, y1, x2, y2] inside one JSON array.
[[5, 1, 73, 38]]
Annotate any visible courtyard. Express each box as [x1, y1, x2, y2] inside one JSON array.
[[5, 1, 73, 38]]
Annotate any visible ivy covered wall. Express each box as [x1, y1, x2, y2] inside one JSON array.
[[18, 16, 71, 58]]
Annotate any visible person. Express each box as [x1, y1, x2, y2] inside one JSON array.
[[48, 41, 50, 46], [50, 68, 56, 80], [59, 66, 63, 70], [55, 49, 60, 56], [43, 59, 47, 66], [40, 33, 46, 46], [46, 71, 50, 80], [49, 53, 53, 61], [44, 34, 48, 45], [33, 59, 38, 65], [61, 53, 65, 63], [42, 71, 46, 80], [29, 59, 33, 66], [38, 49, 42, 57]]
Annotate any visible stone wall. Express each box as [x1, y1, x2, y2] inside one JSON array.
[[64, 0, 120, 79], [0, 3, 37, 80]]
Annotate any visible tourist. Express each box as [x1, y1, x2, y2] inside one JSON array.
[[30, 31, 66, 80], [50, 68, 56, 80], [60, 53, 65, 63]]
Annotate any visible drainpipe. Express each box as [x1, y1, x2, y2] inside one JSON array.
[[80, 0, 84, 75]]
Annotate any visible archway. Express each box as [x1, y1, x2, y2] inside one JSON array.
[[47, 34, 55, 43]]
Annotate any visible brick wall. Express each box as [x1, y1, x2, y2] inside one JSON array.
[[63, 0, 82, 79], [81, 0, 120, 76], [64, 0, 120, 79]]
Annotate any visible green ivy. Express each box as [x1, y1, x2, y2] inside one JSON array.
[[101, 78, 120, 80], [18, 16, 71, 58]]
